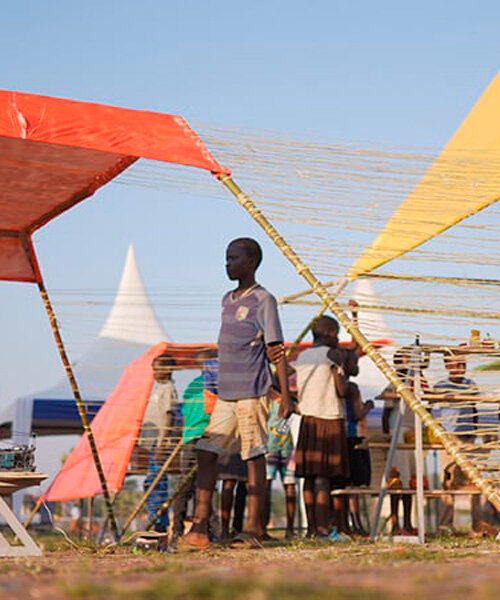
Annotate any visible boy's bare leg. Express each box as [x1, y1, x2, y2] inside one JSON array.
[[263, 480, 272, 532], [183, 450, 218, 546], [402, 496, 413, 532], [332, 496, 349, 533], [284, 483, 296, 537], [390, 494, 401, 533], [232, 481, 247, 534], [304, 477, 316, 537], [245, 455, 266, 537], [315, 476, 331, 536], [220, 479, 236, 540]]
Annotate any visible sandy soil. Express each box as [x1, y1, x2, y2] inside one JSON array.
[[0, 537, 500, 599]]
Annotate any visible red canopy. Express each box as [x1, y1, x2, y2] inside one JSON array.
[[0, 90, 229, 283]]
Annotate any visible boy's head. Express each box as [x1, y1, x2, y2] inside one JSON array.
[[393, 347, 411, 372], [312, 315, 339, 348], [226, 238, 262, 280], [152, 354, 176, 382], [197, 347, 218, 368], [444, 354, 466, 381]]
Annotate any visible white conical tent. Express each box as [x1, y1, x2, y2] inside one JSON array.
[[99, 244, 167, 345], [1, 244, 168, 440], [34, 244, 168, 404]]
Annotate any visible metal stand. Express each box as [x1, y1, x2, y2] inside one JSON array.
[[414, 368, 426, 544], [370, 400, 404, 539]]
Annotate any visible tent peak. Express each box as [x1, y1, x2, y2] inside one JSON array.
[[99, 245, 168, 345]]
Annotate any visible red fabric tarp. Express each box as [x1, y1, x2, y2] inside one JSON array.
[[45, 342, 168, 502], [0, 90, 228, 283]]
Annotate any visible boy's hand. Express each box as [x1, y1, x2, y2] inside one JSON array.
[[279, 398, 294, 419], [365, 399, 375, 412], [348, 298, 359, 316], [327, 347, 343, 366], [267, 342, 285, 364]]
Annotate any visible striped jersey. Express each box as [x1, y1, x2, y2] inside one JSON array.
[[217, 284, 283, 401]]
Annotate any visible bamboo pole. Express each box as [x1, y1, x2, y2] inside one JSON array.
[[217, 173, 500, 512], [24, 496, 44, 529], [20, 235, 120, 540], [144, 464, 197, 531], [121, 439, 183, 536], [122, 464, 197, 544], [286, 305, 326, 359]]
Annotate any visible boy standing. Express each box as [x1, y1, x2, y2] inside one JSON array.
[[142, 354, 179, 533], [182, 238, 291, 549]]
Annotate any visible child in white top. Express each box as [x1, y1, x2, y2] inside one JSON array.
[[294, 316, 349, 538]]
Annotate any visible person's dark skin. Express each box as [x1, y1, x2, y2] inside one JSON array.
[[183, 241, 291, 547], [303, 322, 346, 537]]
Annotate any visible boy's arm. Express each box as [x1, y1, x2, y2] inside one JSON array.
[[259, 294, 293, 418], [267, 342, 293, 418], [381, 406, 392, 434], [347, 299, 361, 351], [352, 395, 375, 422], [332, 363, 346, 398], [155, 411, 175, 461], [377, 385, 393, 434]]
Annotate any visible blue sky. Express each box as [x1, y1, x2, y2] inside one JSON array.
[[2, 0, 500, 405]]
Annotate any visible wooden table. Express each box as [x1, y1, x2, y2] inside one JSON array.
[[0, 471, 47, 557]]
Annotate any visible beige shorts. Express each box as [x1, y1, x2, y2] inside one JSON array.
[[196, 395, 269, 460]]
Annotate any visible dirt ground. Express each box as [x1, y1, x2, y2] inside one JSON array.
[[1, 535, 500, 599]]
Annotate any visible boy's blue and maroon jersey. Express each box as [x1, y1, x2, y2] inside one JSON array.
[[217, 284, 283, 401], [433, 377, 478, 433]]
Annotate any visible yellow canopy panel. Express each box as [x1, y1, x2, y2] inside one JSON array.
[[349, 70, 500, 279]]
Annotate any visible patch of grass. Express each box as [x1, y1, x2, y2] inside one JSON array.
[[372, 547, 442, 562], [63, 572, 385, 600], [125, 576, 385, 600]]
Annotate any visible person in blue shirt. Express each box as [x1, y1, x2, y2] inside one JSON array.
[[433, 353, 480, 531]]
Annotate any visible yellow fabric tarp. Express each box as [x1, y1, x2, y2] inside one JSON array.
[[349, 70, 500, 278]]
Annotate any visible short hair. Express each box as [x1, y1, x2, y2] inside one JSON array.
[[393, 347, 411, 368], [196, 348, 218, 361], [312, 315, 339, 341], [228, 238, 263, 269], [152, 354, 176, 369]]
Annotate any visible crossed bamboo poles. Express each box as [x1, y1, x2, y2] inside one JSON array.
[[217, 174, 500, 515], [26, 173, 500, 540]]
